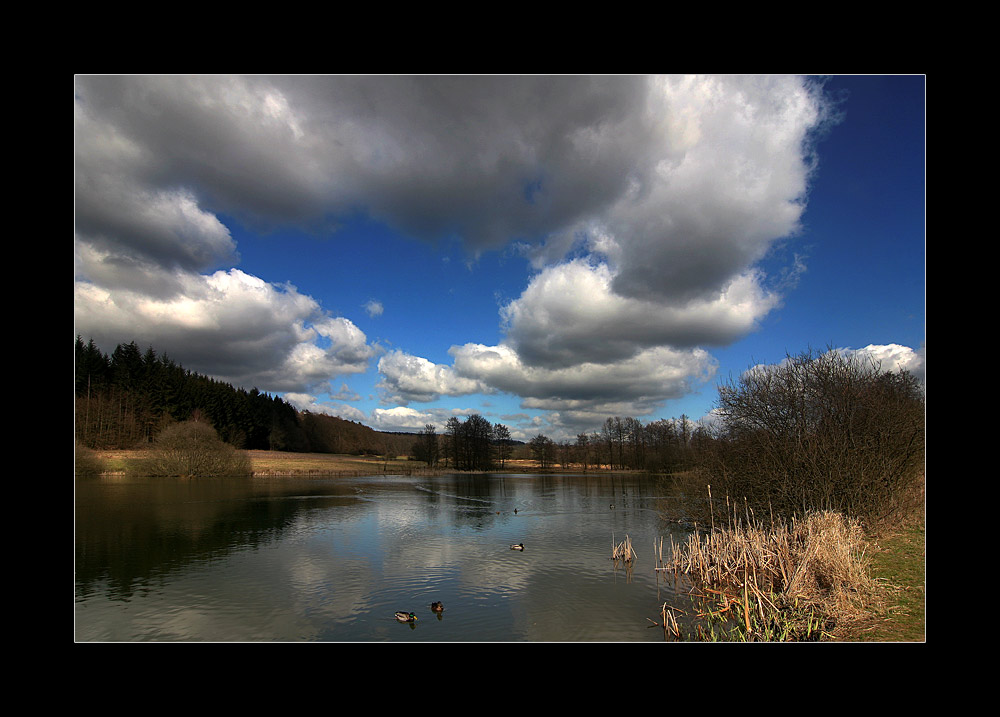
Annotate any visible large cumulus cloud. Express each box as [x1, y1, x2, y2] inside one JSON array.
[[74, 74, 833, 422]]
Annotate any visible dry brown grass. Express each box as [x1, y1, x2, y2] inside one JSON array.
[[668, 510, 879, 639], [247, 450, 439, 476]]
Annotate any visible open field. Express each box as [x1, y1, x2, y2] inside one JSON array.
[[246, 450, 420, 475]]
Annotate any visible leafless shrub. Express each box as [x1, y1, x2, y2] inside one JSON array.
[[74, 442, 106, 476], [131, 419, 253, 477], [699, 348, 924, 532]]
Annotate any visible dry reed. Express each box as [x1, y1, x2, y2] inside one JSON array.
[[667, 491, 877, 640], [611, 533, 637, 562]]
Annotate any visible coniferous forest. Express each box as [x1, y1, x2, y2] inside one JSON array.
[[74, 336, 404, 455]]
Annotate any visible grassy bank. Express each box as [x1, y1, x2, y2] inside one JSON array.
[[838, 520, 925, 642]]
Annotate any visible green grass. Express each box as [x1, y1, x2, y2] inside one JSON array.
[[868, 522, 926, 641], [841, 520, 925, 642]]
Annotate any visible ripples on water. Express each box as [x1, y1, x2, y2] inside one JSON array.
[[75, 473, 692, 642]]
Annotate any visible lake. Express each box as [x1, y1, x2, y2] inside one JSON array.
[[75, 471, 697, 642]]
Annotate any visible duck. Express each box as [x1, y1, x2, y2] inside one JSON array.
[[510, 543, 525, 551], [395, 611, 418, 622], [430, 601, 444, 612]]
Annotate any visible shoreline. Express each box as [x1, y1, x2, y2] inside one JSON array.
[[86, 448, 647, 478]]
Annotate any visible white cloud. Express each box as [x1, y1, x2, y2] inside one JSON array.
[[376, 349, 487, 404], [282, 392, 367, 422], [500, 259, 780, 368], [74, 268, 378, 393], [368, 405, 495, 433], [369, 406, 436, 432], [375, 341, 716, 424], [744, 344, 926, 386], [452, 342, 716, 410], [363, 299, 384, 318], [838, 343, 925, 383]]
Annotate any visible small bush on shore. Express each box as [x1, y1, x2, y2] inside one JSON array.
[[130, 420, 252, 477], [74, 443, 106, 476]]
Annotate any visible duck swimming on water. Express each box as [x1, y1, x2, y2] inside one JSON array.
[[395, 611, 418, 622], [430, 602, 444, 612], [510, 543, 525, 551]]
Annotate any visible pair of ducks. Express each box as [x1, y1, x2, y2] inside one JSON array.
[[396, 542, 524, 622], [396, 540, 522, 623], [395, 602, 445, 622]]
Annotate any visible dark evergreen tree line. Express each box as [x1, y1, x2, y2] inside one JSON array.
[[77, 336, 304, 451], [75, 337, 430, 455]]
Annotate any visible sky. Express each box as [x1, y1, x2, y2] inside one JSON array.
[[74, 74, 925, 443]]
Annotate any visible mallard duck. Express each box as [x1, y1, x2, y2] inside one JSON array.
[[510, 543, 525, 551], [395, 611, 418, 622], [430, 601, 444, 612]]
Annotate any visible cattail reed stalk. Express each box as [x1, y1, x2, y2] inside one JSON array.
[[708, 484, 714, 533]]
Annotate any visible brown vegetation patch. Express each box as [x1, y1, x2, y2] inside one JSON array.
[[668, 510, 882, 640]]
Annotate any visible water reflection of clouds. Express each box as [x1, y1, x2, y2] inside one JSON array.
[[78, 474, 681, 640]]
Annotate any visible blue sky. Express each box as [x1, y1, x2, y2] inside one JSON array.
[[74, 75, 925, 442]]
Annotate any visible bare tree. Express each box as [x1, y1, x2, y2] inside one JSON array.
[[493, 423, 512, 468], [412, 423, 439, 467], [529, 434, 556, 468], [576, 433, 591, 470]]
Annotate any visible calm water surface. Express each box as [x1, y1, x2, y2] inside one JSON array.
[[75, 472, 695, 642]]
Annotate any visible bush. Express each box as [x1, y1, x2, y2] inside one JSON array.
[[131, 420, 253, 477], [74, 442, 106, 476], [694, 348, 924, 532]]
